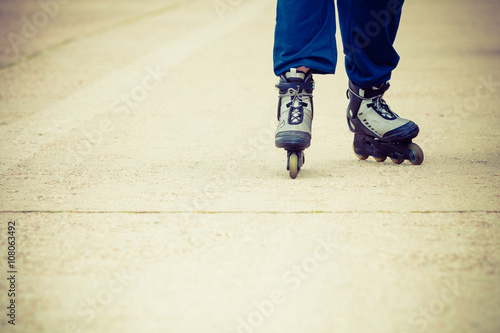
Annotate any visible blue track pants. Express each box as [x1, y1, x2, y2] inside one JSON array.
[[273, 0, 405, 88]]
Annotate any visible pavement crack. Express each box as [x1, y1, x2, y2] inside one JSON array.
[[0, 210, 499, 214]]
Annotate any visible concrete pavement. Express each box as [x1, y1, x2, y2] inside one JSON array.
[[0, 0, 499, 332]]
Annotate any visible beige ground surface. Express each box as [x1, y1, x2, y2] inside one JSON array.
[[0, 0, 499, 332]]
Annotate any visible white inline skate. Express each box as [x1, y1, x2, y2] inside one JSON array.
[[346, 81, 424, 165], [275, 68, 314, 178]]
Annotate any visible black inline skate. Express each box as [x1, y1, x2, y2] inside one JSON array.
[[346, 80, 424, 165], [275, 68, 314, 178]]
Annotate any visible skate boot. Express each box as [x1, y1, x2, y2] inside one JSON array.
[[275, 68, 314, 178], [346, 81, 424, 164]]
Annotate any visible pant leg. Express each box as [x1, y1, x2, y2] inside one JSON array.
[[338, 0, 405, 88], [273, 0, 337, 76]]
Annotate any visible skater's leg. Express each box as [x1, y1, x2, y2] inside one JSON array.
[[337, 0, 404, 88], [339, 1, 423, 164], [297, 65, 310, 73], [273, 0, 337, 76]]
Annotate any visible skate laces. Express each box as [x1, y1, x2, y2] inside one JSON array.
[[281, 88, 310, 124], [368, 97, 398, 120]]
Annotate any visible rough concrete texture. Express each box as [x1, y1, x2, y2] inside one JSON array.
[[0, 0, 499, 332]]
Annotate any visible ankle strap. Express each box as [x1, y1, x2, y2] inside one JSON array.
[[348, 81, 390, 99], [276, 80, 315, 91]]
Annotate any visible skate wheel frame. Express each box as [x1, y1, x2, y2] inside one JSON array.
[[287, 150, 305, 179], [352, 135, 424, 165]]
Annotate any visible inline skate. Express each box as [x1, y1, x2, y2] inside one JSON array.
[[275, 68, 314, 178], [346, 80, 424, 165]]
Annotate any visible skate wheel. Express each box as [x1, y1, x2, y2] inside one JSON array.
[[373, 156, 386, 162], [390, 157, 404, 164], [408, 143, 424, 165], [353, 144, 368, 160], [289, 153, 299, 179]]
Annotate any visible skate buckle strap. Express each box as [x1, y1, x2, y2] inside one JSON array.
[[276, 81, 314, 91], [279, 85, 312, 102], [348, 81, 390, 100]]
